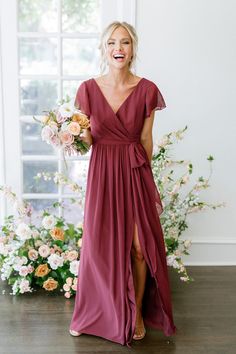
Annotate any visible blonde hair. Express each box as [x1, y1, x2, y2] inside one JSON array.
[[98, 21, 138, 75]]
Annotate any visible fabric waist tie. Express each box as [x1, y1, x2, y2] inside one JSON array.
[[93, 138, 148, 169]]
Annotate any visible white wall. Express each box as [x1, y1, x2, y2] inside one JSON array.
[[136, 0, 236, 264]]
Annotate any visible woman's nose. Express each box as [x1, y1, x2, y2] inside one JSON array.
[[115, 42, 122, 50]]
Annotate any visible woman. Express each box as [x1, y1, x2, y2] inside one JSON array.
[[69, 21, 177, 348]]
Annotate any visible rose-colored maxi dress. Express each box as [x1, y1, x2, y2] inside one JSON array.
[[69, 77, 177, 348]]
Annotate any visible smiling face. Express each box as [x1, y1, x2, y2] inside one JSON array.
[[106, 26, 133, 70]]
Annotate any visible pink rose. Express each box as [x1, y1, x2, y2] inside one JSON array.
[[56, 111, 67, 124], [27, 265, 34, 273], [64, 291, 71, 298], [49, 134, 61, 147], [41, 126, 55, 142], [59, 131, 74, 146], [19, 266, 29, 276]]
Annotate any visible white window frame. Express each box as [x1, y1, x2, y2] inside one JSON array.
[[0, 0, 136, 223]]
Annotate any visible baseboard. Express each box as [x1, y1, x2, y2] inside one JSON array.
[[181, 239, 236, 265]]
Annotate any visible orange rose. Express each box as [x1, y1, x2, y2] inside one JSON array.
[[50, 227, 64, 241], [35, 264, 51, 277], [72, 113, 90, 129], [43, 277, 58, 291]]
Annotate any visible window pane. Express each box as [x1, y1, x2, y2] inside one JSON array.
[[63, 38, 99, 75], [23, 161, 58, 193], [62, 199, 84, 224], [25, 199, 59, 226], [19, 38, 58, 75], [21, 122, 56, 155], [18, 0, 58, 32], [62, 0, 101, 33], [63, 80, 82, 101], [62, 160, 89, 195], [20, 79, 58, 115]]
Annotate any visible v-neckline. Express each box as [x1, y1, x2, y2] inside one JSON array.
[[92, 77, 144, 116]]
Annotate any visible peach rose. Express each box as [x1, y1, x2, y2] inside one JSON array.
[[63, 283, 70, 292], [66, 277, 73, 286], [28, 249, 38, 261], [50, 227, 64, 241], [67, 122, 81, 136], [38, 244, 50, 258], [35, 264, 51, 277], [53, 244, 63, 253], [72, 113, 90, 129], [59, 131, 74, 146], [43, 277, 58, 291], [71, 284, 77, 291], [66, 250, 78, 262]]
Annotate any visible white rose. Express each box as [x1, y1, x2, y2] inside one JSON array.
[[42, 215, 56, 230], [58, 102, 74, 118], [166, 254, 176, 266], [184, 239, 192, 248], [38, 244, 50, 258], [69, 260, 80, 276], [15, 223, 32, 241], [48, 254, 64, 270], [32, 229, 40, 238], [19, 279, 32, 294]]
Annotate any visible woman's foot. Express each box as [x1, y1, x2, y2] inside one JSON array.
[[69, 329, 82, 336], [133, 308, 146, 340]]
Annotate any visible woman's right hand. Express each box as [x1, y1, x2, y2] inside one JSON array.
[[80, 128, 93, 146]]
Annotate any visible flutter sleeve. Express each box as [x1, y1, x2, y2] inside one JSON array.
[[74, 81, 91, 117], [145, 83, 166, 118]]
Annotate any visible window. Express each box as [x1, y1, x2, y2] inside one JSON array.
[[0, 0, 136, 223]]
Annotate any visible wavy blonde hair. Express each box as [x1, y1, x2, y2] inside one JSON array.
[[98, 21, 138, 75]]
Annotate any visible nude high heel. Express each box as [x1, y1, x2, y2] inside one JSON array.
[[69, 329, 82, 336], [133, 318, 146, 340]]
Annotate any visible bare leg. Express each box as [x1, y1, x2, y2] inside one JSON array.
[[131, 222, 147, 338]]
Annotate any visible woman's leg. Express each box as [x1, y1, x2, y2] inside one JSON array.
[[131, 221, 147, 337]]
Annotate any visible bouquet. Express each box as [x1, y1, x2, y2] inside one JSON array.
[[33, 97, 91, 167]]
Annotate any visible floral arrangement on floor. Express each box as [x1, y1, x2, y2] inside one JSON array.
[[0, 126, 225, 296], [33, 97, 91, 168], [0, 181, 82, 297]]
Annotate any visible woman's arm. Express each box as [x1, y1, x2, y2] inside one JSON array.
[[140, 110, 155, 163]]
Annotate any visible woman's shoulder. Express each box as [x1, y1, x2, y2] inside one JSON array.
[[142, 77, 159, 89]]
